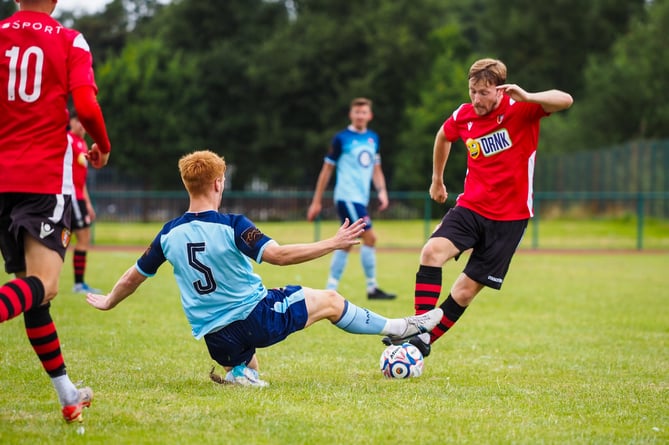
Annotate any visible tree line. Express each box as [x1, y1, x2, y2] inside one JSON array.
[[2, 0, 667, 191]]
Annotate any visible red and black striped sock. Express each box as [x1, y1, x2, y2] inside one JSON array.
[[414, 265, 442, 315], [0, 276, 45, 323], [24, 303, 66, 377], [73, 250, 87, 284], [430, 294, 467, 344]]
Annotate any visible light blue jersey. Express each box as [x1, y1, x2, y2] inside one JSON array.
[[326, 126, 380, 205], [135, 211, 275, 339]]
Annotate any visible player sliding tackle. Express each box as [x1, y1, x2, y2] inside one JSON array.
[[86, 150, 442, 386]]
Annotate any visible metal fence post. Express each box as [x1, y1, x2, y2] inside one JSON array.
[[532, 195, 540, 249], [637, 192, 644, 250]]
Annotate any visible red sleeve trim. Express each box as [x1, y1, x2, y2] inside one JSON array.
[[72, 86, 111, 153]]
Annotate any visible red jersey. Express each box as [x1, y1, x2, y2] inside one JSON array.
[[442, 95, 549, 220], [0, 11, 98, 194], [69, 131, 88, 200]]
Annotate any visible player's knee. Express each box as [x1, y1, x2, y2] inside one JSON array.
[[322, 289, 345, 311], [362, 230, 377, 246], [420, 238, 457, 266], [420, 244, 443, 265], [39, 277, 60, 302]]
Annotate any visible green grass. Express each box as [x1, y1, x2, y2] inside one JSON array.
[[0, 221, 668, 444], [91, 217, 669, 250]]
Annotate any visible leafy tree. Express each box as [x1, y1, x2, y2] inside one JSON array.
[[475, 0, 646, 99], [0, 0, 16, 19], [242, 0, 452, 188], [568, 0, 669, 148], [56, 0, 167, 64], [393, 24, 471, 191], [96, 39, 203, 189]]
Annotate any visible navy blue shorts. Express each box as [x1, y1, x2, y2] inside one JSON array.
[[204, 285, 309, 367], [335, 201, 372, 230], [431, 206, 528, 289]]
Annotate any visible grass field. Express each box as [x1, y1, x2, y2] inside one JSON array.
[[1, 220, 668, 444], [89, 218, 669, 250]]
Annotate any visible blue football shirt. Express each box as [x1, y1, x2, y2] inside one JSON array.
[[326, 126, 380, 205], [135, 211, 275, 339]]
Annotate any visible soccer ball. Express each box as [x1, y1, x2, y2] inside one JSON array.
[[379, 343, 424, 379]]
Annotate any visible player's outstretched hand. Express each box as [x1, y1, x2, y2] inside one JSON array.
[[332, 218, 365, 248], [86, 292, 113, 311], [87, 143, 110, 169]]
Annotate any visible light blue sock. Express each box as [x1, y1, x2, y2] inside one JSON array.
[[334, 300, 387, 334], [360, 245, 376, 290], [327, 250, 349, 290]]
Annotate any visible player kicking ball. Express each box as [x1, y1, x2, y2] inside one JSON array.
[[383, 58, 572, 358], [86, 150, 442, 386]]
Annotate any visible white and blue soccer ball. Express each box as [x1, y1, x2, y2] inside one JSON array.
[[380, 343, 424, 379]]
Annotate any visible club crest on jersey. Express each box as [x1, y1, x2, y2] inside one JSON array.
[[358, 150, 373, 167], [242, 227, 264, 248], [467, 129, 512, 159], [497, 114, 504, 124], [61, 229, 71, 248]]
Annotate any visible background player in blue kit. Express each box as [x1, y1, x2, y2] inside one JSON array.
[[86, 150, 442, 386], [307, 98, 396, 300]]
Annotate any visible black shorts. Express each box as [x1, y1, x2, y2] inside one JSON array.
[[431, 206, 528, 289], [72, 199, 91, 230], [0, 193, 72, 274]]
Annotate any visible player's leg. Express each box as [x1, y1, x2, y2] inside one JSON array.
[[427, 272, 482, 345], [0, 195, 47, 322], [414, 236, 460, 316], [326, 201, 358, 290], [349, 203, 395, 300], [24, 235, 92, 421], [71, 200, 98, 293], [72, 227, 96, 292], [429, 216, 529, 346], [302, 287, 441, 339], [383, 207, 477, 355]]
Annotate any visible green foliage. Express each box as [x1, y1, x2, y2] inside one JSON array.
[[393, 24, 471, 190], [97, 39, 203, 189], [475, 0, 645, 97], [0, 0, 15, 19], [40, 0, 666, 191], [569, 0, 669, 148]]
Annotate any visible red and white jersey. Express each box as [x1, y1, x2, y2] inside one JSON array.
[[69, 131, 88, 200], [0, 11, 98, 195], [442, 94, 549, 220]]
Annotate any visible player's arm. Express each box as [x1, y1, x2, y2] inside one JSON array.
[[497, 84, 574, 113], [262, 218, 365, 266], [372, 164, 389, 211], [72, 86, 111, 168], [83, 185, 96, 221], [430, 129, 452, 204], [307, 162, 335, 221], [86, 266, 147, 310]]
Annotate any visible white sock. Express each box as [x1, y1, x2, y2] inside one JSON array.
[[51, 374, 79, 406], [381, 318, 408, 336]]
